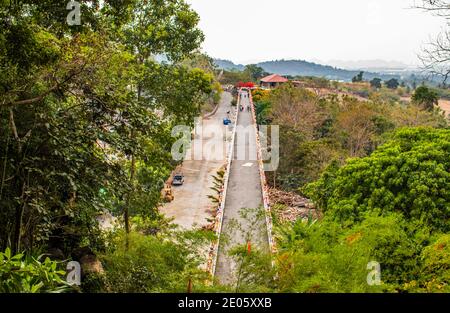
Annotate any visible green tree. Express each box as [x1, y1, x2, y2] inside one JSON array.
[[352, 71, 364, 82], [385, 78, 400, 89], [96, 230, 212, 292], [370, 78, 382, 89], [412, 85, 439, 111], [244, 64, 267, 82], [0, 0, 212, 257], [304, 127, 450, 232]]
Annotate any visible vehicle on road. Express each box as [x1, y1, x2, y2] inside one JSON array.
[[172, 173, 185, 186]]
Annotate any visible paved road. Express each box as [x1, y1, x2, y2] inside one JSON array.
[[215, 91, 269, 286], [160, 92, 235, 229]]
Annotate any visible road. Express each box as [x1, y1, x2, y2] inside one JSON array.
[[214, 91, 269, 286], [160, 92, 234, 229]]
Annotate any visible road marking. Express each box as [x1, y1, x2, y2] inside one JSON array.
[[242, 162, 253, 167]]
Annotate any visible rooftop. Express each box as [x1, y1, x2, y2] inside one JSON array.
[[260, 74, 289, 83]]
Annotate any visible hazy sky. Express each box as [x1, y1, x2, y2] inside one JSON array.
[[187, 0, 446, 66]]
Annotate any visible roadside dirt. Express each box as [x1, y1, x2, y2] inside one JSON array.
[[159, 92, 235, 229]]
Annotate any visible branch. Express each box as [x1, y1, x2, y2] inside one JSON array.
[[9, 84, 59, 106], [5, 62, 87, 107]]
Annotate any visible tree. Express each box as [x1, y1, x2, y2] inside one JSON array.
[[270, 85, 328, 141], [244, 64, 267, 82], [0, 0, 212, 257], [276, 212, 420, 292], [304, 127, 450, 232], [415, 1, 450, 82], [385, 78, 400, 89], [370, 78, 382, 89], [334, 103, 378, 157], [352, 71, 364, 83], [412, 86, 439, 111]]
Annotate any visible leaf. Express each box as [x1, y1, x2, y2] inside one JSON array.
[[4, 248, 11, 259]]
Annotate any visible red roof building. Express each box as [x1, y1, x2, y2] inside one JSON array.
[[260, 74, 289, 88]]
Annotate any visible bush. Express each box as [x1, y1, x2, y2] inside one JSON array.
[[304, 127, 450, 232], [276, 212, 431, 292], [412, 86, 439, 111], [419, 234, 450, 292], [97, 231, 211, 293], [0, 248, 70, 293]]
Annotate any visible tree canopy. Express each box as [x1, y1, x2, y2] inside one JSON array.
[[304, 127, 450, 232], [0, 0, 214, 256], [412, 85, 439, 111]]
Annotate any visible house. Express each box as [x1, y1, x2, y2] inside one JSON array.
[[260, 74, 289, 89]]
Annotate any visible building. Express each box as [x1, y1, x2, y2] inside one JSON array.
[[260, 74, 289, 89]]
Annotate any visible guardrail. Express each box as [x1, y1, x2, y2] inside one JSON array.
[[206, 90, 240, 278], [248, 90, 277, 256]]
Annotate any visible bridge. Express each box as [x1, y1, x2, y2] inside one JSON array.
[[160, 89, 275, 285], [207, 89, 275, 285]]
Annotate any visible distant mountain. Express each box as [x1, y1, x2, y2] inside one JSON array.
[[213, 58, 400, 82], [213, 59, 245, 71], [325, 59, 413, 71]]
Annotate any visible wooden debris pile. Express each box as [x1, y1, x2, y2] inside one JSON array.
[[269, 188, 319, 223]]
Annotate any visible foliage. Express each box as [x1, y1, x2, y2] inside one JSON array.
[[0, 248, 70, 293], [219, 70, 252, 86], [274, 212, 437, 292], [228, 245, 275, 293], [418, 234, 450, 292], [251, 88, 271, 103], [352, 71, 364, 83], [412, 86, 439, 111], [385, 78, 400, 89], [236, 81, 255, 88], [244, 64, 267, 82], [258, 83, 446, 191], [0, 0, 212, 259], [370, 78, 382, 89], [96, 230, 212, 293], [304, 127, 450, 232]]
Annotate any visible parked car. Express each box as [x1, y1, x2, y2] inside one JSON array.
[[172, 173, 184, 186]]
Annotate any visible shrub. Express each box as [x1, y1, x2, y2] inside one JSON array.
[[304, 127, 450, 232], [0, 248, 70, 293], [97, 231, 211, 293], [419, 234, 450, 292], [276, 212, 429, 292], [412, 86, 439, 111]]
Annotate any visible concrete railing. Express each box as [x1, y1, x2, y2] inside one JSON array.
[[206, 90, 240, 277]]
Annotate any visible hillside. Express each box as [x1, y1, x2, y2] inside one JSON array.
[[214, 58, 400, 82], [214, 58, 245, 71]]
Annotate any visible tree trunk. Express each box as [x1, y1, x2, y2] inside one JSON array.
[[12, 182, 26, 254], [123, 85, 141, 237], [124, 153, 135, 235]]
